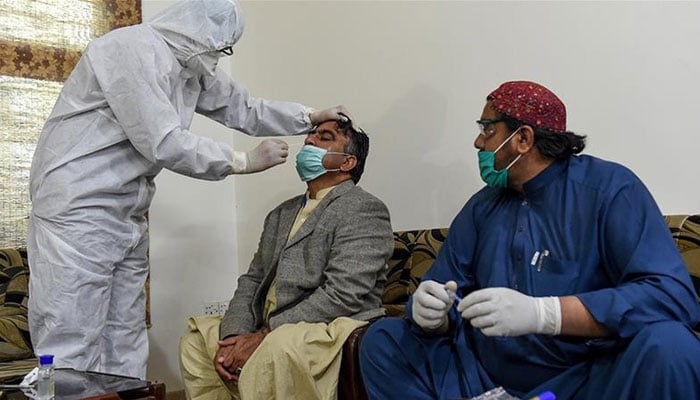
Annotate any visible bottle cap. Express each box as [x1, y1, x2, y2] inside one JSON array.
[[38, 354, 54, 365], [532, 391, 556, 400]]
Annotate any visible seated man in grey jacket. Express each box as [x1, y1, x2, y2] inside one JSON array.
[[179, 116, 394, 400]]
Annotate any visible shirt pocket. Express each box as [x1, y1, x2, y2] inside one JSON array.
[[531, 255, 580, 296]]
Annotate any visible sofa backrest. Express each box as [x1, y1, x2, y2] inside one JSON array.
[[0, 245, 153, 367], [665, 215, 700, 297], [381, 215, 700, 333], [0, 248, 32, 361], [382, 228, 448, 317]]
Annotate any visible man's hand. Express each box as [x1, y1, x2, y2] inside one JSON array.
[[214, 338, 239, 382], [309, 106, 351, 126], [457, 287, 561, 337], [412, 280, 451, 332], [213, 328, 270, 383]]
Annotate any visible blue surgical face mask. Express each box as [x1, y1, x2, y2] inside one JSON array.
[[295, 145, 347, 182], [477, 128, 522, 188]]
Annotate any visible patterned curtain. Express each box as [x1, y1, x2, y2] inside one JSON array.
[[0, 0, 148, 326], [0, 0, 141, 248]]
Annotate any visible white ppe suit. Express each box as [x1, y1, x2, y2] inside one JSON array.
[[28, 0, 311, 379]]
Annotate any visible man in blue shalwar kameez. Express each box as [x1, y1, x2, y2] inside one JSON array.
[[359, 81, 700, 400]]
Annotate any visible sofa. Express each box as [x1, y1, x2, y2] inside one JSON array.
[[0, 248, 152, 384], [337, 214, 700, 400], [2, 215, 698, 394], [0, 247, 35, 382]]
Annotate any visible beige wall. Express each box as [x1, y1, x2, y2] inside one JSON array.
[[144, 0, 700, 391]]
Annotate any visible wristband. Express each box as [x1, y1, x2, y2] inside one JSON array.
[[536, 296, 562, 335], [231, 150, 247, 174]]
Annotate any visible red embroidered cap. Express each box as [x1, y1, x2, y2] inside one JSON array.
[[488, 81, 566, 133]]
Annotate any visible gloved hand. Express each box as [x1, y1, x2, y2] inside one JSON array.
[[309, 105, 351, 126], [457, 287, 561, 337], [232, 139, 289, 174], [412, 280, 451, 332]]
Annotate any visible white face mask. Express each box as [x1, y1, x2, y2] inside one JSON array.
[[185, 51, 220, 77]]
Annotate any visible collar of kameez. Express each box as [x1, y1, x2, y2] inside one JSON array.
[[522, 157, 569, 197]]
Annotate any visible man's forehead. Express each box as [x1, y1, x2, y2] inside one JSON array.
[[313, 121, 348, 138], [314, 123, 338, 133], [480, 101, 499, 118]]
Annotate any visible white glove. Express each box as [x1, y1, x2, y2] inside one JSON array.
[[20, 367, 38, 387], [412, 280, 451, 332], [457, 287, 561, 337], [232, 139, 288, 174], [309, 105, 351, 126]]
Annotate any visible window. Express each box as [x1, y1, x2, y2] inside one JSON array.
[[0, 0, 141, 247]]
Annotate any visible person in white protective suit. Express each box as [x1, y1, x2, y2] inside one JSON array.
[[27, 0, 347, 379]]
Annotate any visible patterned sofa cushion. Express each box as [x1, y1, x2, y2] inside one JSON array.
[[665, 215, 700, 297], [0, 245, 151, 382], [0, 248, 32, 362], [382, 228, 448, 317], [382, 216, 700, 334]]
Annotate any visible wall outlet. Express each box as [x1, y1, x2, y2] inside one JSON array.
[[203, 301, 230, 316], [218, 301, 229, 316], [204, 302, 220, 316]]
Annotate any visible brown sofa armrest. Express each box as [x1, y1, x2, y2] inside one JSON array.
[[338, 323, 371, 400]]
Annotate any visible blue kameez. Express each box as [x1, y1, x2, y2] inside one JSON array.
[[360, 155, 700, 399]]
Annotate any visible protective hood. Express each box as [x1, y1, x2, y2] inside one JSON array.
[[147, 0, 244, 65]]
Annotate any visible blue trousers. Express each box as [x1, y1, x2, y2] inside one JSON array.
[[359, 317, 700, 400]]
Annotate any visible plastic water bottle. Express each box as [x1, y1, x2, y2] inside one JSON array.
[[36, 354, 55, 400]]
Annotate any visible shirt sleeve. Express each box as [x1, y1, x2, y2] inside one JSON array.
[[219, 211, 276, 338], [87, 32, 234, 180], [577, 179, 699, 338], [406, 199, 479, 324], [195, 69, 312, 137]]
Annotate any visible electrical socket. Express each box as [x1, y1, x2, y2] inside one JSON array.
[[218, 301, 229, 316], [203, 301, 230, 316], [203, 302, 219, 316]]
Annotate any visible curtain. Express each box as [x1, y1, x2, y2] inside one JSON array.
[[0, 0, 141, 248], [0, 0, 146, 325]]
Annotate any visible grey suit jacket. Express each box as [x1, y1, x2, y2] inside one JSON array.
[[220, 180, 394, 338]]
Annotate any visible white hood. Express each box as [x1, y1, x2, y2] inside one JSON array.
[[148, 0, 245, 64]]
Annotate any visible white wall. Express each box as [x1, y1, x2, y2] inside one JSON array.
[[143, 0, 700, 391], [142, 0, 241, 389]]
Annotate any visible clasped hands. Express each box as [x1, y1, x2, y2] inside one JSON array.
[[214, 327, 270, 383], [412, 280, 561, 336]]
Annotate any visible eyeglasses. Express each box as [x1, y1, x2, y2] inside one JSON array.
[[476, 118, 504, 138], [218, 46, 234, 56]]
